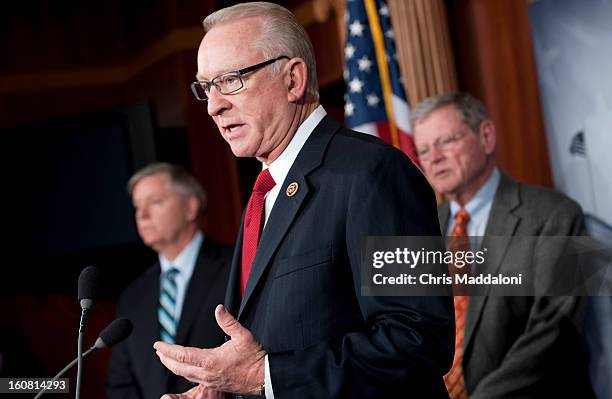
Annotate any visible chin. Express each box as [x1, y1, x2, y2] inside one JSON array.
[[433, 183, 458, 198], [140, 236, 159, 247], [229, 144, 256, 158]]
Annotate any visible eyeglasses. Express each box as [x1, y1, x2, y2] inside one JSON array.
[[416, 131, 469, 161], [190, 56, 289, 101]]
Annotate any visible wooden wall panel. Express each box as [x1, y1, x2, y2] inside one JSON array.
[[0, 4, 237, 399], [448, 0, 553, 187]]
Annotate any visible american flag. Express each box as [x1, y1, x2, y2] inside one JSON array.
[[343, 0, 417, 164], [569, 130, 586, 156]]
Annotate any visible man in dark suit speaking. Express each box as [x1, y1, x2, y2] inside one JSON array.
[[412, 93, 593, 398], [153, 2, 454, 399], [106, 163, 232, 399]]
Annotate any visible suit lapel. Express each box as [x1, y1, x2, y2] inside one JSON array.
[[237, 115, 340, 319], [175, 240, 224, 343], [464, 173, 521, 353], [138, 264, 171, 394], [225, 219, 244, 316], [438, 204, 450, 235]]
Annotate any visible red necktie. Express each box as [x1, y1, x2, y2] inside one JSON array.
[[445, 208, 470, 399], [241, 168, 276, 296]]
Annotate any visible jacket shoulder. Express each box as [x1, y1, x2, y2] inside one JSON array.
[[116, 263, 158, 306], [517, 181, 583, 216]]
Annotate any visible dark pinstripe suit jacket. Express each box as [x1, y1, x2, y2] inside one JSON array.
[[224, 115, 454, 398]]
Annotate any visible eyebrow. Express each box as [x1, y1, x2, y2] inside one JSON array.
[[195, 63, 244, 82]]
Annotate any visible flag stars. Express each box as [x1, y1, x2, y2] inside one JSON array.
[[379, 4, 389, 16], [344, 101, 355, 116], [349, 20, 366, 37], [385, 29, 394, 39], [348, 77, 364, 93], [357, 56, 373, 72], [366, 93, 381, 107], [345, 43, 356, 59]]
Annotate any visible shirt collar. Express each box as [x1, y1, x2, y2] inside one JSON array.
[[159, 230, 204, 277], [265, 105, 327, 184], [450, 167, 500, 218]]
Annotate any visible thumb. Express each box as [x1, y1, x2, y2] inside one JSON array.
[[215, 304, 245, 339], [160, 385, 202, 399]]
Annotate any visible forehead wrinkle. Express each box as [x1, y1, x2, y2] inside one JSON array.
[[198, 16, 265, 80]]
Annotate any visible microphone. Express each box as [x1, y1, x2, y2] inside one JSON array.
[[33, 318, 133, 399], [76, 266, 99, 399], [95, 317, 134, 348], [78, 266, 99, 311]]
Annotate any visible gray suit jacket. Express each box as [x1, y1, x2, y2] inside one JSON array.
[[438, 172, 594, 398]]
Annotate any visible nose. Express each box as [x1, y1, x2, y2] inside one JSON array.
[[135, 206, 149, 221], [207, 87, 231, 117], [428, 144, 444, 163]]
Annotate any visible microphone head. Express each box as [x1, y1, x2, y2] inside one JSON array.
[[95, 318, 133, 349], [78, 266, 99, 309]]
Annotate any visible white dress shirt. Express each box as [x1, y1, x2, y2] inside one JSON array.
[[159, 230, 204, 322], [263, 105, 327, 224], [260, 105, 327, 398]]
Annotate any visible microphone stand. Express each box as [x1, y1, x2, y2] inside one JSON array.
[[33, 345, 96, 399], [76, 300, 92, 399]]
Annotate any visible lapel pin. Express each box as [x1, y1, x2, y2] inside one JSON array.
[[286, 182, 299, 197]]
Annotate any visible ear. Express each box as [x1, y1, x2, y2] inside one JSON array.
[[479, 120, 496, 155], [184, 196, 200, 222], [284, 58, 308, 103]]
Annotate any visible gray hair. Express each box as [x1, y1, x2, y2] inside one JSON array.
[[127, 163, 207, 215], [410, 92, 491, 134], [203, 1, 319, 99]]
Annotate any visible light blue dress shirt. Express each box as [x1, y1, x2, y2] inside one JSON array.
[[159, 231, 204, 322], [448, 168, 501, 242]]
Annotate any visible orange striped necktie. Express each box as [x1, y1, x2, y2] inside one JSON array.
[[450, 208, 470, 238], [445, 207, 470, 399]]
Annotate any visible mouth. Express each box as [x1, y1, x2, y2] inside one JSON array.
[[433, 169, 450, 178], [221, 123, 245, 135]]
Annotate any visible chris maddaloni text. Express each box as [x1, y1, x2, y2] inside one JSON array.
[[372, 273, 524, 286]]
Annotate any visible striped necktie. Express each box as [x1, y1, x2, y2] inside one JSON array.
[[241, 168, 276, 296], [158, 267, 179, 344], [445, 208, 470, 399]]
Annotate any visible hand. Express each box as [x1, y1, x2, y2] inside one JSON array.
[[154, 304, 265, 395], [161, 384, 223, 399]]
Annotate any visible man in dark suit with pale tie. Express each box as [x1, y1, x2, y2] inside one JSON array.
[[106, 163, 232, 399], [412, 92, 594, 398], [152, 2, 454, 398]]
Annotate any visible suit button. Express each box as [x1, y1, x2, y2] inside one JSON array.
[[224, 334, 230, 342]]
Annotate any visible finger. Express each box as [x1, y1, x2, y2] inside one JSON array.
[[202, 387, 224, 399], [153, 341, 185, 355], [154, 342, 210, 366], [215, 304, 245, 339], [156, 350, 212, 384], [160, 385, 202, 399]]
